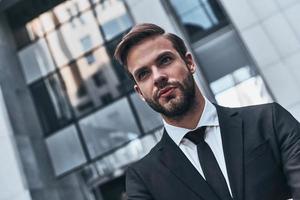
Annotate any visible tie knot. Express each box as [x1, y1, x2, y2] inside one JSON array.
[[184, 126, 206, 145]]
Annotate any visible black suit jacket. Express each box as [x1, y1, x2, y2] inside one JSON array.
[[126, 103, 300, 200]]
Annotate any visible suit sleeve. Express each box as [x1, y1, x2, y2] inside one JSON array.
[[126, 166, 154, 200], [273, 103, 300, 199]]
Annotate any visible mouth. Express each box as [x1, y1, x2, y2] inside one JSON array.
[[158, 86, 176, 98]]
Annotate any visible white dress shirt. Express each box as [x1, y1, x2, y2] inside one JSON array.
[[163, 97, 233, 196]]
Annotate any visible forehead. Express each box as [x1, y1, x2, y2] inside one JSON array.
[[126, 35, 177, 71]]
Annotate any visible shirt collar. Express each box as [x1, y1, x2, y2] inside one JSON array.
[[163, 97, 219, 146]]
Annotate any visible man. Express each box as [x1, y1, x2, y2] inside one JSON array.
[[114, 23, 300, 200]]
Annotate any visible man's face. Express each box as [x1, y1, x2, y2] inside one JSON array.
[[127, 35, 197, 118]]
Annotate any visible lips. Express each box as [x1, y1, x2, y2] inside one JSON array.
[[158, 87, 176, 98]]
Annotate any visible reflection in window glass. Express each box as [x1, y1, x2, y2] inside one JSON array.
[[93, 129, 161, 177], [210, 74, 235, 94], [25, 18, 44, 41], [211, 67, 272, 107], [47, 10, 103, 67], [46, 125, 87, 176], [18, 38, 56, 84], [182, 8, 213, 30], [85, 53, 96, 65], [12, 26, 32, 49], [95, 0, 133, 40], [80, 130, 163, 183], [215, 76, 272, 107], [169, 0, 228, 42], [39, 11, 58, 33], [130, 93, 163, 133], [79, 97, 140, 159], [170, 0, 199, 15], [106, 34, 135, 94], [60, 47, 122, 116], [80, 35, 93, 52], [30, 74, 73, 136], [53, 0, 91, 24]]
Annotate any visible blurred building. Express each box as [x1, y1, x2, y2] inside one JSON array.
[[0, 0, 299, 200]]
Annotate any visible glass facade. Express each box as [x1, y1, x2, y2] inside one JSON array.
[[193, 30, 272, 106], [167, 0, 273, 107], [9, 0, 274, 198], [13, 0, 163, 177], [168, 0, 228, 42]]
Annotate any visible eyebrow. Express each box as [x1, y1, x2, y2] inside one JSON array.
[[155, 51, 173, 63], [133, 51, 174, 78], [133, 66, 148, 79]]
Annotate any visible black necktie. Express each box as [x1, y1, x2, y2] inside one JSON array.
[[184, 127, 232, 200]]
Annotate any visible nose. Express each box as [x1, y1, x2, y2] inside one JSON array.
[[153, 67, 168, 89]]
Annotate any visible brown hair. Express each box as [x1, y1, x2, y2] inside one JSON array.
[[114, 23, 188, 80]]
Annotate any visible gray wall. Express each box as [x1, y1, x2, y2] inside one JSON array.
[[220, 0, 300, 120]]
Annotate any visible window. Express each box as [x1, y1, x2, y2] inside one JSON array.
[[18, 38, 56, 84], [77, 85, 88, 97], [100, 93, 113, 104], [95, 0, 133, 40], [85, 53, 96, 65], [92, 70, 106, 87], [130, 93, 163, 133], [106, 35, 135, 94], [80, 35, 93, 52], [168, 0, 228, 42], [193, 30, 272, 107], [79, 97, 140, 159], [29, 74, 73, 136], [45, 125, 87, 176]]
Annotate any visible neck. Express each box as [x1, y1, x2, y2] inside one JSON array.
[[162, 87, 205, 129]]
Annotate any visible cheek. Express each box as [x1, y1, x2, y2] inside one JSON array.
[[137, 83, 152, 97]]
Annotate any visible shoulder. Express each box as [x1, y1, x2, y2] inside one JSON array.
[[216, 102, 278, 118]]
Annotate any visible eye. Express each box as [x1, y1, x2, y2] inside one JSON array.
[[136, 70, 150, 81], [160, 56, 173, 65]]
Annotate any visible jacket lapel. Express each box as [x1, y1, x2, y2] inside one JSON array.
[[215, 105, 244, 200], [158, 130, 220, 200]]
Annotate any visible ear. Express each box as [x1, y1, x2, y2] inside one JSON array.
[[185, 52, 196, 74], [134, 84, 146, 101]]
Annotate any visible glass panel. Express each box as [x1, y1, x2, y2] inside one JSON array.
[[18, 38, 56, 83], [211, 66, 272, 106], [194, 31, 249, 83], [210, 74, 235, 94], [45, 125, 87, 176], [94, 130, 161, 177], [30, 74, 73, 135], [79, 97, 140, 159], [25, 18, 45, 41], [181, 7, 214, 30], [214, 76, 272, 107], [169, 0, 228, 42], [80, 35, 93, 52], [12, 26, 32, 49], [90, 0, 100, 5], [46, 10, 103, 67], [130, 93, 163, 133], [60, 47, 123, 116], [53, 0, 91, 24], [106, 34, 135, 94], [39, 11, 58, 33], [193, 28, 273, 107], [170, 0, 199, 15], [202, 0, 227, 23], [95, 0, 133, 40]]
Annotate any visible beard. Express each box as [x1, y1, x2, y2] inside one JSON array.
[[144, 72, 196, 118]]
